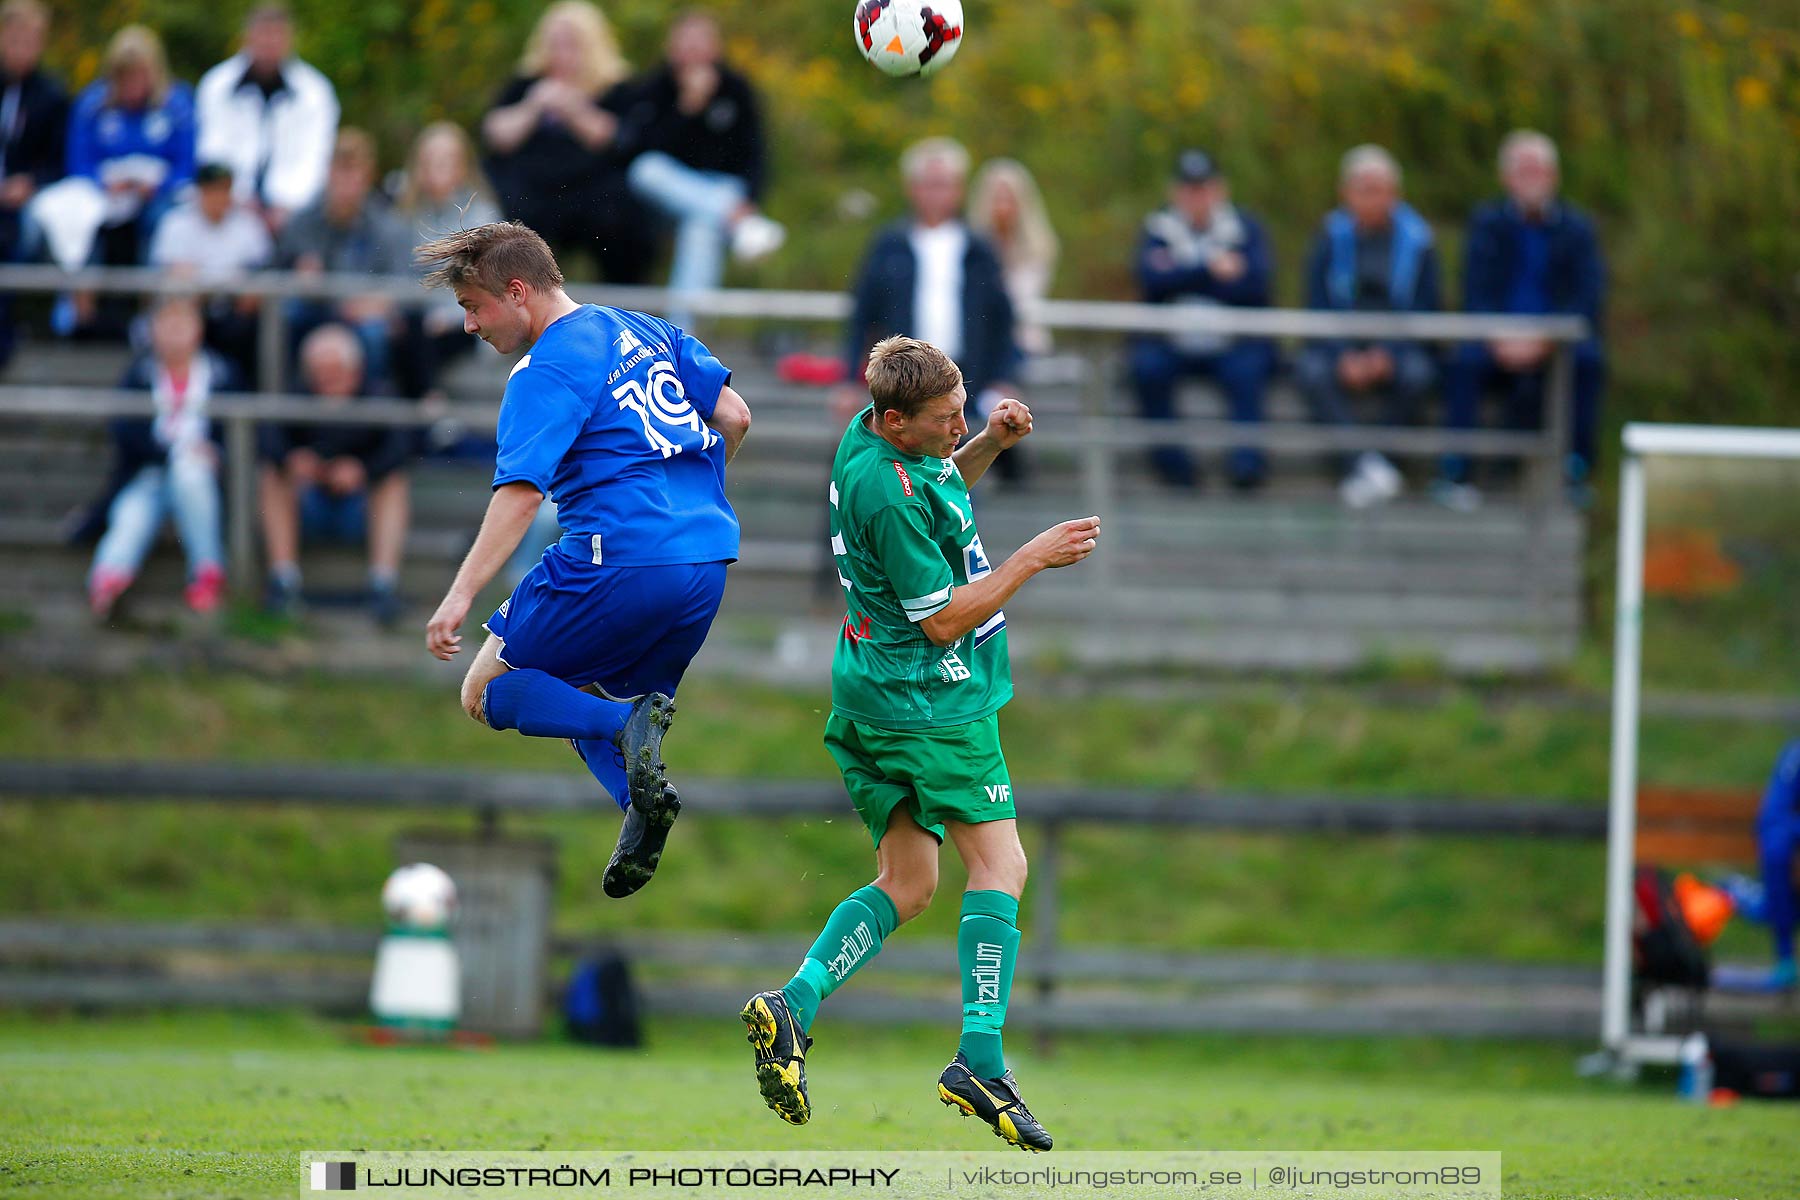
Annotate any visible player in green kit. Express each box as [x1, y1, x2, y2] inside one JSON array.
[[739, 336, 1101, 1152]]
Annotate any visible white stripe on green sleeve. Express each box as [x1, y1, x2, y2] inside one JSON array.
[[900, 585, 953, 621]]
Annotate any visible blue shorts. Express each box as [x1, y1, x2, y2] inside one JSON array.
[[299, 487, 367, 543], [484, 549, 728, 699]]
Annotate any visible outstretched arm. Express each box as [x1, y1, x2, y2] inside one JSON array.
[[425, 481, 544, 660], [953, 397, 1033, 488], [917, 515, 1100, 647]]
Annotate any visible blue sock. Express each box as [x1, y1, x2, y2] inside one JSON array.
[[481, 670, 631, 742], [575, 737, 630, 812]]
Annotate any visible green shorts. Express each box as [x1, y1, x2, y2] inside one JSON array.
[[823, 712, 1016, 847]]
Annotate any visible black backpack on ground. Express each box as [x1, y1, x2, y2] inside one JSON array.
[[563, 950, 643, 1047], [1709, 1035, 1800, 1099]]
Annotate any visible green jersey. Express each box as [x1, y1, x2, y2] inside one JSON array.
[[828, 406, 1013, 730]]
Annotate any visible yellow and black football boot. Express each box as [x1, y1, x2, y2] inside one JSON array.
[[937, 1052, 1053, 1152], [739, 990, 813, 1125]]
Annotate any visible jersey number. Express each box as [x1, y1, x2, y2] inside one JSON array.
[[614, 361, 718, 458], [964, 535, 992, 581], [965, 535, 1005, 648]]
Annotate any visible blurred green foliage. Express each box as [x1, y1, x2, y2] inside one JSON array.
[[48, 0, 1800, 423]]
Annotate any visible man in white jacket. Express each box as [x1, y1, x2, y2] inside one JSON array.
[[194, 4, 337, 234]]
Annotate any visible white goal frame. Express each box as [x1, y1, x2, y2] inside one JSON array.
[[1602, 423, 1800, 1065]]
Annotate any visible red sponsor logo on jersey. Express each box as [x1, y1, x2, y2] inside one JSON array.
[[842, 612, 872, 642], [891, 461, 914, 496]]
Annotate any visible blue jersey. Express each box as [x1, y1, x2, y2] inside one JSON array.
[[493, 305, 739, 567]]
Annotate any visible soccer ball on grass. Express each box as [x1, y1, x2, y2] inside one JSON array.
[[854, 0, 965, 78]]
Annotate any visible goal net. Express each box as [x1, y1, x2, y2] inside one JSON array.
[[1602, 424, 1800, 1064]]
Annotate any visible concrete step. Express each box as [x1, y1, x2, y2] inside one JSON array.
[[713, 571, 1573, 636], [699, 615, 1578, 679], [726, 494, 1583, 557]]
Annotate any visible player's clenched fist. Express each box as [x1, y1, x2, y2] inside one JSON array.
[[985, 397, 1033, 449], [1025, 515, 1101, 569]]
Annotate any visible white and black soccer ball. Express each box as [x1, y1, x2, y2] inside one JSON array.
[[381, 863, 458, 932], [853, 0, 965, 78]]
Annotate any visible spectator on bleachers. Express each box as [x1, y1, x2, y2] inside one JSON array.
[[396, 122, 499, 399], [149, 161, 273, 384], [1440, 130, 1606, 508], [87, 295, 232, 619], [398, 122, 503, 244], [0, 0, 68, 365], [834, 137, 1020, 453], [195, 3, 338, 234], [481, 1, 650, 284], [967, 157, 1058, 357], [46, 25, 193, 340], [1126, 149, 1275, 491], [814, 136, 1023, 599], [1298, 144, 1441, 509], [619, 9, 784, 327], [277, 128, 411, 390], [258, 322, 411, 625], [150, 162, 273, 281], [67, 26, 195, 254]]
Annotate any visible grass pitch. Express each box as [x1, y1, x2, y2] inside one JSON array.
[[0, 1011, 1788, 1200]]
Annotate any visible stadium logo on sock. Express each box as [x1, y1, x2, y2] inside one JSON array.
[[973, 942, 1003, 1004], [310, 1161, 356, 1191], [825, 921, 875, 981]]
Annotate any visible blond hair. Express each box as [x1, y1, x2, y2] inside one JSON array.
[[968, 158, 1059, 279], [865, 336, 963, 420], [399, 121, 497, 216], [416, 221, 565, 296], [102, 25, 171, 107], [521, 1, 629, 96]]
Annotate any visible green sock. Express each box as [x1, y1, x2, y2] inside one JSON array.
[[780, 884, 898, 1031], [957, 889, 1020, 1080]]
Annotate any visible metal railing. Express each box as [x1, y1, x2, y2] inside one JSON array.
[[0, 265, 1589, 624]]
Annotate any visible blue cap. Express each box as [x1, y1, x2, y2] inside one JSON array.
[[1174, 149, 1219, 184]]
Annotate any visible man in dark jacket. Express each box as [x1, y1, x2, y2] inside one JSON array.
[[1128, 150, 1276, 490], [1441, 131, 1605, 502], [0, 0, 67, 365], [1298, 144, 1442, 509], [836, 137, 1020, 437], [258, 322, 412, 624], [621, 10, 783, 326]]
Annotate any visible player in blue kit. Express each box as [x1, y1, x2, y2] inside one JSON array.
[[418, 222, 751, 897]]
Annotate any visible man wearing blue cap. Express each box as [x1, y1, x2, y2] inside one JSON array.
[[1127, 149, 1276, 491]]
